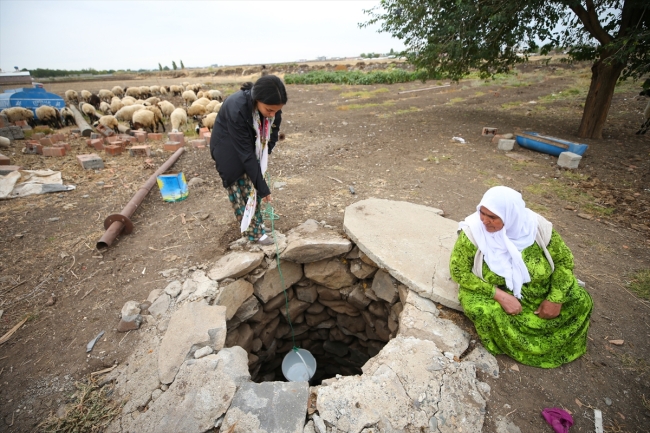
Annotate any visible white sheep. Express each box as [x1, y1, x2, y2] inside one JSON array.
[[182, 90, 197, 106], [121, 96, 136, 106], [170, 107, 187, 132], [111, 86, 124, 97], [197, 91, 204, 99], [192, 97, 211, 107], [157, 100, 175, 117], [202, 112, 218, 131], [65, 90, 79, 103], [145, 96, 160, 106], [138, 86, 151, 98], [98, 89, 115, 102], [60, 107, 75, 127], [636, 100, 650, 135], [131, 109, 158, 133], [160, 86, 168, 95], [35, 106, 62, 129], [144, 105, 165, 131], [182, 81, 190, 89], [99, 101, 112, 114], [149, 85, 160, 95], [187, 104, 207, 118], [93, 115, 120, 133], [80, 90, 92, 102], [206, 100, 222, 113], [114, 104, 144, 122], [125, 87, 141, 98], [1, 107, 35, 126], [170, 85, 183, 96], [79, 102, 100, 122], [206, 89, 222, 101], [110, 97, 124, 114]]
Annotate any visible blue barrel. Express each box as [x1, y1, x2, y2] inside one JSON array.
[[0, 87, 65, 118]]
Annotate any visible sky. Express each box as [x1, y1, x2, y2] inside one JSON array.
[[0, 1, 404, 72]]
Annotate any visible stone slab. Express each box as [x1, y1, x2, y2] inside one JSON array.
[[208, 251, 264, 281], [222, 381, 309, 433], [280, 219, 353, 263], [344, 199, 462, 310]]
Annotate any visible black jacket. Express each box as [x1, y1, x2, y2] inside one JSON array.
[[209, 89, 281, 198]]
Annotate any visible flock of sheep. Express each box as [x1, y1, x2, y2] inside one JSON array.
[[0, 81, 224, 137]]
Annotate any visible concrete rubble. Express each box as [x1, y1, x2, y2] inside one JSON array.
[[105, 202, 498, 433]]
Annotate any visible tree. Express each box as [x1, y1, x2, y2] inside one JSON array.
[[172, 61, 177, 70], [158, 63, 163, 72], [362, 1, 650, 139], [163, 66, 170, 71], [180, 60, 185, 69]]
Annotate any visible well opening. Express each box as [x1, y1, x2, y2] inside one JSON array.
[[222, 251, 402, 385]]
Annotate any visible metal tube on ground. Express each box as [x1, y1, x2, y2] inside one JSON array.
[[96, 147, 185, 250], [69, 104, 92, 137]]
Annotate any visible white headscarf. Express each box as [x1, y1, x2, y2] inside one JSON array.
[[458, 186, 538, 298]]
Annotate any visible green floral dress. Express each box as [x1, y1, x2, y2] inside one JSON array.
[[450, 229, 593, 368]]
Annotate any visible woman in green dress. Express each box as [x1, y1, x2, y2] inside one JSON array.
[[450, 186, 593, 368]]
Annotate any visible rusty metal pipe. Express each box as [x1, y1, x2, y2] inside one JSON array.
[[96, 147, 185, 250]]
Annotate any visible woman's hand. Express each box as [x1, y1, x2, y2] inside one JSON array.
[[494, 288, 522, 315], [534, 300, 562, 319], [262, 194, 272, 203]]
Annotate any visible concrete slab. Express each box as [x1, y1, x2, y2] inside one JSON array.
[[343, 198, 462, 311], [222, 381, 309, 433]]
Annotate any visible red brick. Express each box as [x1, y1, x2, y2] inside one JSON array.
[[147, 132, 163, 141], [134, 132, 147, 142], [32, 132, 45, 140], [86, 138, 92, 147], [105, 135, 120, 144], [0, 154, 9, 165], [0, 165, 21, 175], [42, 147, 66, 157], [0, 116, 6, 128], [34, 143, 43, 155], [118, 134, 134, 143], [91, 138, 104, 151], [113, 140, 126, 150], [189, 139, 206, 148], [163, 141, 183, 152], [199, 127, 209, 135], [15, 120, 26, 127], [49, 134, 60, 144], [54, 142, 71, 151], [202, 132, 211, 141], [104, 144, 122, 156], [40, 137, 53, 146], [129, 145, 151, 157], [77, 154, 104, 170], [167, 132, 185, 144]]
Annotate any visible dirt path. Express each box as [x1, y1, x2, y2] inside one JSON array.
[[1, 63, 649, 432]]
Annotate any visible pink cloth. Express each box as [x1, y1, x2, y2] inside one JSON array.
[[542, 408, 574, 433]]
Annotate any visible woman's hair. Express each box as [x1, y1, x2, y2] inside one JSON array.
[[248, 75, 288, 105]]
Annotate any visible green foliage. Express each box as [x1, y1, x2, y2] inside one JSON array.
[[158, 63, 162, 71], [628, 269, 650, 300], [285, 69, 434, 85], [24, 68, 116, 78], [163, 66, 170, 71], [180, 60, 185, 69], [172, 61, 177, 70]]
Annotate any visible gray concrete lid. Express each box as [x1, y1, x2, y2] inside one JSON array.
[[343, 198, 462, 311]]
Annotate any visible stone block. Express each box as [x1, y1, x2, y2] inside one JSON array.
[[497, 139, 516, 151], [129, 145, 151, 157], [104, 144, 122, 156], [9, 126, 24, 139], [557, 151, 582, 169], [0, 165, 21, 175], [148, 132, 163, 141], [168, 132, 185, 144], [163, 141, 182, 152], [208, 251, 265, 281], [77, 154, 104, 170], [189, 139, 206, 148], [90, 133, 102, 139], [42, 146, 66, 157], [0, 114, 7, 128], [0, 154, 9, 165]]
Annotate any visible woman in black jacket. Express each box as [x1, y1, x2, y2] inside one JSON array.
[[209, 75, 287, 245]]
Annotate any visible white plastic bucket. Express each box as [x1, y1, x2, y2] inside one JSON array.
[[282, 348, 316, 382]]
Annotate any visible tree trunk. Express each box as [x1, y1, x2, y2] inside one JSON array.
[[577, 55, 626, 139]]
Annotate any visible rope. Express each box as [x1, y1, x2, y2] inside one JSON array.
[[261, 174, 298, 352]]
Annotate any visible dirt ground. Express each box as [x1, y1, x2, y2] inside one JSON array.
[[1, 60, 649, 432]]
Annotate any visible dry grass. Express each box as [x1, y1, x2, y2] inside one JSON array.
[[627, 269, 650, 300]]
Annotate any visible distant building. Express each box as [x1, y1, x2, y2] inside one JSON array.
[[0, 71, 32, 86], [316, 56, 327, 61]]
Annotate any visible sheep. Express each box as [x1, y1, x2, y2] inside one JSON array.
[[81, 90, 92, 102], [1, 107, 35, 127], [201, 112, 218, 131], [125, 87, 141, 98], [135, 99, 150, 106], [99, 101, 112, 114], [187, 104, 207, 118], [636, 99, 650, 135], [65, 90, 79, 103], [157, 100, 175, 117], [192, 97, 211, 107], [206, 100, 222, 113], [182, 81, 190, 89], [144, 106, 165, 131], [79, 102, 100, 122], [110, 97, 124, 114], [169, 85, 183, 96], [138, 86, 151, 98], [206, 89, 222, 101], [98, 89, 114, 102], [182, 90, 197, 106], [170, 107, 187, 132], [35, 106, 62, 129], [131, 109, 158, 133], [197, 91, 204, 98], [145, 96, 160, 106], [159, 86, 168, 95], [111, 86, 124, 97], [93, 115, 120, 133], [60, 107, 75, 127], [149, 85, 160, 95], [114, 104, 144, 123]]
